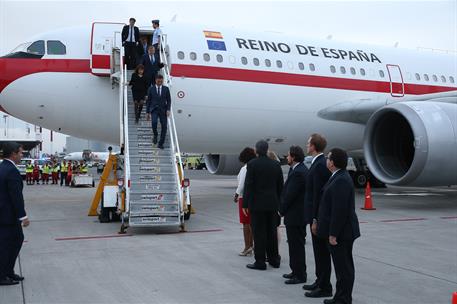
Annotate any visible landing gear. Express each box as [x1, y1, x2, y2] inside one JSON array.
[[350, 158, 386, 189], [352, 171, 368, 189]]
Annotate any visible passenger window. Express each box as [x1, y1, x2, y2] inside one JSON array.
[[265, 59, 271, 67], [309, 63, 316, 71], [360, 68, 366, 76], [241, 57, 248, 65], [340, 66, 346, 74], [379, 70, 385, 78], [424, 74, 429, 81], [253, 58, 260, 66], [190, 52, 197, 61], [216, 54, 223, 63], [276, 60, 283, 68], [177, 51, 185, 60], [298, 62, 305, 70], [415, 73, 420, 80], [47, 40, 66, 55], [350, 67, 356, 75], [27, 40, 45, 55], [441, 76, 446, 83], [450, 76, 455, 83], [330, 65, 336, 73], [432, 75, 438, 82], [203, 53, 210, 62]]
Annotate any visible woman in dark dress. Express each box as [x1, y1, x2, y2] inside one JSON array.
[[129, 64, 149, 123]]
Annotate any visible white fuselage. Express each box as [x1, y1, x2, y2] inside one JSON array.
[[0, 23, 455, 156]]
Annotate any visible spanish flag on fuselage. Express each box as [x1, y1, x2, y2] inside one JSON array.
[[204, 31, 223, 39]]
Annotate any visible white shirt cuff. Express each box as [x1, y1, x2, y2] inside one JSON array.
[[19, 216, 28, 221]]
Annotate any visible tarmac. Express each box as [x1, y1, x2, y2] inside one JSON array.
[[1, 169, 456, 304]]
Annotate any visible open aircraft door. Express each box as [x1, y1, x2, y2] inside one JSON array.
[[386, 64, 405, 97], [90, 22, 125, 76]]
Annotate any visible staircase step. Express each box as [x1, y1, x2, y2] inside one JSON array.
[[129, 215, 181, 227], [130, 203, 179, 215], [129, 193, 179, 204]]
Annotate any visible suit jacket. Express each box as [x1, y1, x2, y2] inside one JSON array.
[[242, 156, 284, 212], [146, 85, 171, 113], [140, 53, 160, 78], [0, 160, 26, 225], [279, 162, 308, 226], [305, 154, 331, 224], [121, 25, 140, 44], [137, 42, 150, 57], [317, 170, 361, 241]]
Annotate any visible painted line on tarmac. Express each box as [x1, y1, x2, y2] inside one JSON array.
[[440, 216, 457, 219], [186, 228, 224, 234], [380, 218, 427, 223], [55, 234, 133, 241]]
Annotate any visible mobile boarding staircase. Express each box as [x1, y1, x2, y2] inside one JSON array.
[[111, 35, 190, 233]]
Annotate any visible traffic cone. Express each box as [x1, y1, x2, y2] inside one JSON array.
[[361, 181, 376, 210], [452, 292, 457, 304]]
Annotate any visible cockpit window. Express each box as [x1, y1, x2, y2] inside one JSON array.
[[47, 40, 66, 55], [27, 40, 45, 55]]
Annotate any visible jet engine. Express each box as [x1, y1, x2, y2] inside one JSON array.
[[364, 102, 457, 186], [203, 154, 243, 175]]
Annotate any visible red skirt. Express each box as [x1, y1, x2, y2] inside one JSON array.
[[238, 198, 251, 224]]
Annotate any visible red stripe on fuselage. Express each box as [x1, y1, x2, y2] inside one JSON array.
[[91, 55, 111, 69], [171, 64, 456, 95], [0, 58, 90, 94]]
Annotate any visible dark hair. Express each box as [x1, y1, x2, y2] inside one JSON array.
[[156, 74, 164, 80], [2, 142, 22, 158], [289, 145, 305, 163], [129, 18, 136, 22], [239, 147, 256, 164], [309, 133, 327, 153], [255, 140, 269, 156], [148, 45, 155, 50], [135, 64, 145, 74], [329, 148, 348, 169]]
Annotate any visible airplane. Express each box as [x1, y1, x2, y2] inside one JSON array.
[[0, 22, 456, 188], [64, 151, 110, 163]]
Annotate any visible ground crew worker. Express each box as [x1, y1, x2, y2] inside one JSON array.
[[25, 161, 33, 185], [60, 161, 68, 187], [41, 163, 50, 184], [52, 163, 59, 185], [32, 163, 40, 185], [66, 163, 72, 186], [80, 162, 88, 174]]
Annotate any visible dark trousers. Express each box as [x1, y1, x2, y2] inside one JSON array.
[[312, 233, 333, 291], [286, 225, 307, 279], [0, 224, 24, 278], [151, 110, 168, 145], [329, 240, 355, 304], [153, 43, 161, 64], [60, 172, 67, 186], [124, 42, 137, 69], [250, 210, 280, 266], [134, 100, 144, 121]]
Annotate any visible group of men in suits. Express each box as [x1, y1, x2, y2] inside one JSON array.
[[0, 142, 29, 286], [243, 135, 360, 304]]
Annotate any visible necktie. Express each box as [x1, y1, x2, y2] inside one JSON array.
[[157, 86, 160, 96], [130, 27, 133, 42], [288, 167, 293, 177]]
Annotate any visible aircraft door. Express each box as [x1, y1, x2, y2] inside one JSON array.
[[91, 22, 125, 76], [386, 64, 404, 97]]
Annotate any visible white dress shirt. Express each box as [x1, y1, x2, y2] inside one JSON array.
[[331, 169, 341, 178], [126, 26, 136, 43], [236, 165, 247, 197], [152, 27, 162, 45], [4, 158, 28, 221]]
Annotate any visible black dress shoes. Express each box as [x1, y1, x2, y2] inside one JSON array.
[[285, 277, 306, 285], [268, 262, 280, 268], [302, 281, 318, 290], [158, 144, 164, 150], [8, 274, 24, 281], [282, 272, 294, 279], [323, 299, 337, 304], [246, 263, 267, 270], [0, 277, 19, 286], [153, 137, 158, 144], [305, 288, 333, 298]]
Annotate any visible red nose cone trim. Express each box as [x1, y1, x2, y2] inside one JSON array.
[[0, 58, 91, 94]]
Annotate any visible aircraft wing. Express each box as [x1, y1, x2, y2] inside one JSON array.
[[318, 90, 457, 124]]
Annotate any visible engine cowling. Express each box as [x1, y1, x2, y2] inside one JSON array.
[[204, 154, 243, 175], [364, 102, 457, 186]]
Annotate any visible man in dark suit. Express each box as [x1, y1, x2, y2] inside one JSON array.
[[140, 45, 160, 88], [318, 148, 361, 304], [137, 36, 150, 62], [122, 17, 140, 70], [146, 74, 171, 149], [303, 134, 333, 298], [243, 140, 283, 270], [279, 146, 308, 284], [0, 142, 30, 286]]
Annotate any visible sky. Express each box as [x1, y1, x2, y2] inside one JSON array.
[[0, 0, 456, 153]]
